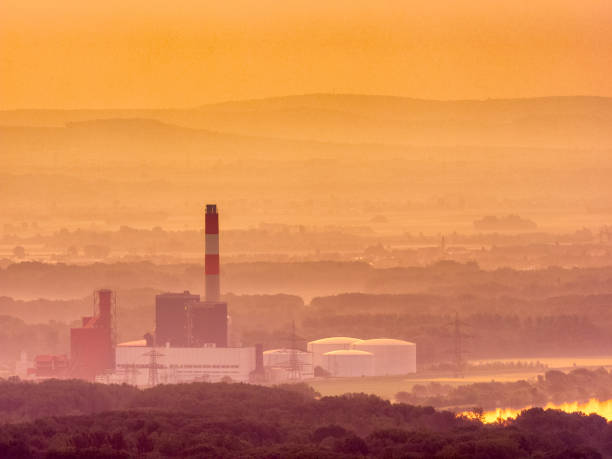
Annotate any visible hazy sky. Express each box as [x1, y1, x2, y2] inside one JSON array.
[[1, 0, 611, 109]]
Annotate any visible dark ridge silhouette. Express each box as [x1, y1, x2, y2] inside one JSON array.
[[0, 379, 609, 457]]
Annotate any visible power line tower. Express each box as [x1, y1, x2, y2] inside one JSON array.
[[274, 320, 306, 380], [287, 321, 301, 380], [143, 349, 164, 387]]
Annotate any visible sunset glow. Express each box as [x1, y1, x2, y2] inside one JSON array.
[[2, 0, 612, 456], [1, 0, 611, 109], [473, 399, 612, 424]]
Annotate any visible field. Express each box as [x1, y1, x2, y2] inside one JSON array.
[[308, 356, 612, 401]]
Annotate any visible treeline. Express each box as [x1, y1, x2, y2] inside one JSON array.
[[0, 379, 610, 457], [397, 368, 612, 411], [1, 223, 600, 258], [4, 288, 612, 367], [4, 259, 612, 299], [300, 311, 612, 365], [2, 223, 600, 248]]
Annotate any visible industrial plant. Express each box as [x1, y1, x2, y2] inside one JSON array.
[[24, 204, 416, 386]]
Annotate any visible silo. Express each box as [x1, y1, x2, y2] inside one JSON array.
[[352, 338, 416, 375], [323, 350, 374, 377], [307, 337, 362, 369]]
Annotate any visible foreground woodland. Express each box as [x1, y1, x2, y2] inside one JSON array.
[[0, 379, 611, 458]]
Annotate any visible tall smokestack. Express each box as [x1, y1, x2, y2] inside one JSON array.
[[205, 204, 220, 302], [97, 289, 112, 329]]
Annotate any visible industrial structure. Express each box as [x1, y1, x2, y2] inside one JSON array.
[[70, 289, 116, 380], [323, 350, 375, 377], [352, 338, 417, 375], [262, 348, 314, 381], [25, 203, 418, 385], [155, 291, 200, 347], [307, 336, 362, 369], [102, 204, 256, 385], [27, 204, 258, 385], [309, 336, 417, 377]]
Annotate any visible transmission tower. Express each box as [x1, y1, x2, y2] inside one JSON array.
[[143, 349, 165, 387], [274, 320, 306, 380], [287, 321, 301, 380]]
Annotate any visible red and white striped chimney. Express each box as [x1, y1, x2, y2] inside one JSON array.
[[205, 204, 220, 302]]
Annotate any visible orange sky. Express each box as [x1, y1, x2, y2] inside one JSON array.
[[1, 0, 611, 109]]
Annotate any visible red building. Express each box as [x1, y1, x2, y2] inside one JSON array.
[[28, 354, 69, 379], [70, 289, 115, 380]]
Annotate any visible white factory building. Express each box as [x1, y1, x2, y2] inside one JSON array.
[[308, 336, 417, 377], [97, 336, 416, 386], [97, 342, 257, 386]]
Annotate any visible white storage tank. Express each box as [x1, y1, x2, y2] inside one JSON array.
[[263, 348, 314, 379], [307, 337, 362, 369], [352, 338, 416, 375], [323, 350, 374, 377]]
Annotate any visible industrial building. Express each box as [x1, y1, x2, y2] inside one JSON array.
[[323, 350, 375, 377], [155, 291, 200, 347], [101, 204, 259, 385], [28, 288, 116, 380], [26, 204, 261, 385], [352, 338, 417, 375], [97, 345, 257, 385], [307, 336, 362, 369], [70, 289, 116, 380], [308, 336, 417, 377], [26, 203, 418, 385]]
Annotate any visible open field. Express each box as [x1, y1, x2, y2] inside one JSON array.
[[308, 356, 612, 401]]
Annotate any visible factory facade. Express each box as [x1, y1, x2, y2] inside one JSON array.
[[99, 204, 260, 385]]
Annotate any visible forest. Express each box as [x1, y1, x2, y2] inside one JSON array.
[[2, 259, 612, 370], [0, 378, 610, 458], [397, 368, 612, 411]]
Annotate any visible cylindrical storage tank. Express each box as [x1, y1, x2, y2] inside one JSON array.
[[352, 338, 416, 375], [307, 337, 362, 370], [323, 350, 374, 377]]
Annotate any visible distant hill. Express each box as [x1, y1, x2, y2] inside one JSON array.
[[1, 95, 611, 148], [0, 117, 430, 164]]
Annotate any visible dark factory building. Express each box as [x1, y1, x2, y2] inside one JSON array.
[[190, 301, 228, 348], [155, 292, 228, 348], [155, 291, 200, 347]]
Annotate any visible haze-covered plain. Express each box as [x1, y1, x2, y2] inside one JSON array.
[[2, 95, 612, 236], [2, 95, 612, 370], [4, 1, 612, 457]]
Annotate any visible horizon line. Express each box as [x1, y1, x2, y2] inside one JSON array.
[[0, 93, 609, 112]]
